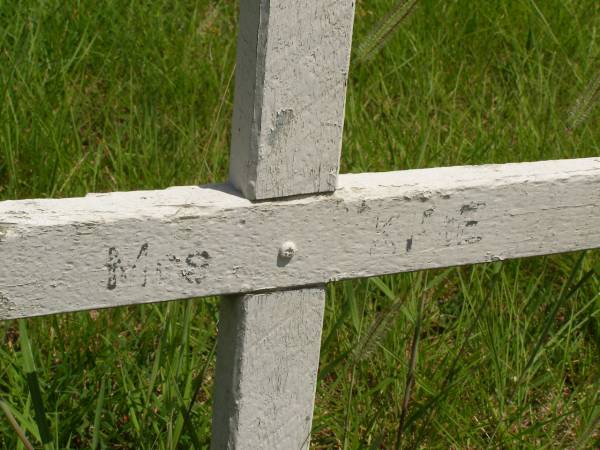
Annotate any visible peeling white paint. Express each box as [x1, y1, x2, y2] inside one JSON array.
[[228, 0, 356, 200], [215, 2, 357, 446], [0, 158, 599, 320], [211, 288, 325, 449]]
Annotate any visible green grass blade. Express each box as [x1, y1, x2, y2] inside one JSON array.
[[519, 254, 594, 383], [395, 290, 426, 449], [409, 268, 501, 446], [0, 400, 35, 450], [91, 378, 106, 450], [351, 296, 404, 363], [180, 337, 217, 449], [370, 277, 396, 301], [18, 321, 35, 374], [574, 401, 600, 449], [18, 321, 52, 446]]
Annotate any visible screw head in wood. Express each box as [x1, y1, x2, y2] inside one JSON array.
[[278, 241, 297, 259]]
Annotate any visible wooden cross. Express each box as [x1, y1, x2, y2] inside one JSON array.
[[1, 2, 599, 448]]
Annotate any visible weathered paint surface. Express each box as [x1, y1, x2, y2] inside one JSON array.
[[0, 158, 599, 320], [228, 0, 356, 200], [219, 1, 356, 445], [211, 288, 325, 449]]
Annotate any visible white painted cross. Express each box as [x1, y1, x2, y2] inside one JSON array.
[[0, 1, 599, 448]]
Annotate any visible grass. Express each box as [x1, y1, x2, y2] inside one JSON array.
[[1, 0, 599, 447]]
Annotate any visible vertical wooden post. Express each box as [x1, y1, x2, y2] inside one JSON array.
[[211, 289, 327, 449], [211, 0, 355, 448], [228, 0, 356, 201]]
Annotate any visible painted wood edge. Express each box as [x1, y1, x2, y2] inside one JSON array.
[[1, 157, 599, 319]]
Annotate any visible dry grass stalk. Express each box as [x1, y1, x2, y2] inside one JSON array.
[[356, 0, 420, 63], [567, 66, 600, 130]]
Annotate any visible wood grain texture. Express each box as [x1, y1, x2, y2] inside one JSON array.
[[1, 158, 599, 320], [228, 0, 356, 200], [211, 288, 325, 449], [220, 2, 355, 445]]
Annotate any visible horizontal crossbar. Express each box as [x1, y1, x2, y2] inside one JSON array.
[[1, 157, 599, 320]]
